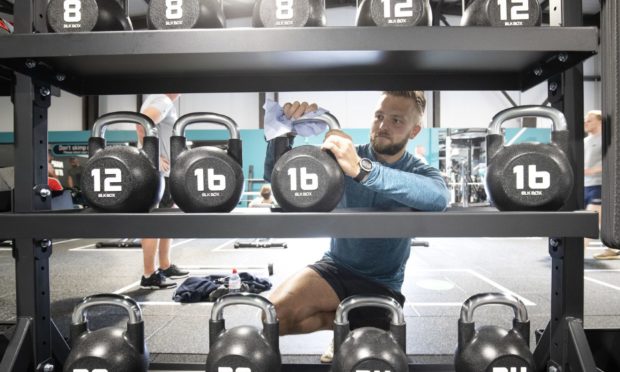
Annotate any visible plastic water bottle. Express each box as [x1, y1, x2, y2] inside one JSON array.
[[228, 268, 241, 293]]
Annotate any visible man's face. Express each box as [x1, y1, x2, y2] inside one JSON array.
[[370, 94, 422, 156], [584, 113, 601, 134]]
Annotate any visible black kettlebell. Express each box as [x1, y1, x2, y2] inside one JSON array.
[[47, 0, 133, 33], [206, 293, 281, 372], [356, 0, 432, 26], [170, 112, 244, 213], [454, 292, 535, 372], [485, 105, 574, 211], [332, 295, 408, 372], [252, 0, 326, 27], [81, 112, 164, 213], [147, 0, 225, 29], [461, 0, 541, 26], [271, 113, 344, 212], [63, 294, 148, 372]]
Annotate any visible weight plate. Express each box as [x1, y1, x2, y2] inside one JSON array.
[[47, 0, 99, 33], [486, 0, 541, 27], [370, 0, 424, 27], [259, 0, 311, 27], [148, 0, 200, 29]]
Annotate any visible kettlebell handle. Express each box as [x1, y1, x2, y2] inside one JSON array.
[[211, 293, 278, 324], [71, 293, 142, 325], [488, 105, 568, 135], [292, 112, 341, 131], [460, 292, 528, 324], [172, 112, 240, 139], [334, 295, 405, 326], [91, 112, 157, 138]]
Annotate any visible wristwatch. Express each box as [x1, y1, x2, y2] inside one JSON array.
[[354, 158, 373, 182]]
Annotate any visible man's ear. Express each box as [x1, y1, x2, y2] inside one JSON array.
[[409, 124, 422, 139]]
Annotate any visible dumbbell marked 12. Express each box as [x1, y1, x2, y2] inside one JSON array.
[[90, 168, 122, 197], [497, 0, 530, 25]]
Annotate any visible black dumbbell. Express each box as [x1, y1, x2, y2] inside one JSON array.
[[64, 294, 148, 372], [332, 296, 408, 372], [81, 112, 164, 213], [47, 0, 133, 33], [270, 113, 344, 212], [455, 292, 535, 372], [356, 0, 432, 26], [461, 0, 541, 26], [147, 0, 225, 29], [485, 106, 574, 211], [169, 112, 244, 213], [252, 0, 326, 27]]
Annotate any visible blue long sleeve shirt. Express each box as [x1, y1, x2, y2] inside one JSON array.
[[265, 140, 450, 292]]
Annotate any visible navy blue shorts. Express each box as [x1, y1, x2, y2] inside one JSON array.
[[584, 185, 602, 206], [309, 258, 405, 331]]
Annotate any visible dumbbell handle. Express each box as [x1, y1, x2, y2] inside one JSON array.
[[488, 105, 568, 134], [71, 293, 142, 325], [292, 112, 340, 130], [211, 293, 278, 324], [173, 112, 240, 139], [334, 295, 405, 326], [460, 292, 528, 323], [92, 112, 157, 138]]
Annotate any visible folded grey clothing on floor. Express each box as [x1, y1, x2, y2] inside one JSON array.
[[173, 273, 272, 303]]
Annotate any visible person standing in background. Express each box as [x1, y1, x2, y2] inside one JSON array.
[[138, 94, 190, 289]]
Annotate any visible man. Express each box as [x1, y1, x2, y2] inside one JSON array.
[[264, 91, 450, 361], [66, 157, 83, 189], [138, 94, 189, 289], [584, 110, 620, 259]]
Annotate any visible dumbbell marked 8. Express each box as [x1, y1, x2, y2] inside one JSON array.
[[63, 0, 82, 25]]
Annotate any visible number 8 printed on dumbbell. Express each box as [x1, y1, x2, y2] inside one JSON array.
[[64, 0, 82, 23]]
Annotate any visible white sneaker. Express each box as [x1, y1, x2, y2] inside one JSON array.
[[320, 339, 334, 363]]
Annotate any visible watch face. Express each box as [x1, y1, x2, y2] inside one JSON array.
[[360, 158, 373, 172]]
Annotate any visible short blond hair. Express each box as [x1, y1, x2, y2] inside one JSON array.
[[587, 110, 602, 121]]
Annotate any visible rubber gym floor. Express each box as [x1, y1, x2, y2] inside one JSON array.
[[1, 236, 619, 369]]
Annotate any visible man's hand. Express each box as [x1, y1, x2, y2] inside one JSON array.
[[160, 156, 170, 172], [282, 101, 318, 120], [321, 131, 361, 178]]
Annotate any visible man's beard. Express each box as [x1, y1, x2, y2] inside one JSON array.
[[371, 134, 409, 156]]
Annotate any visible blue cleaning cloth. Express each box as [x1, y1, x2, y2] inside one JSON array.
[[263, 99, 330, 141]]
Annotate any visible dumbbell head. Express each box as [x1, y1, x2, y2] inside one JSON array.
[[47, 0, 132, 32], [252, 0, 326, 27], [356, 0, 432, 27], [147, 0, 225, 29], [47, 0, 99, 32], [461, 0, 541, 27]]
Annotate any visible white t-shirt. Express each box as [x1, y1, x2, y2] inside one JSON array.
[[584, 133, 602, 187], [140, 94, 178, 177]]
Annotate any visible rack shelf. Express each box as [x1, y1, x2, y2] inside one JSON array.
[[0, 208, 598, 239], [0, 27, 598, 95]]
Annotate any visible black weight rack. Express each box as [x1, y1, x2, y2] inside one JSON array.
[[0, 0, 616, 371]]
